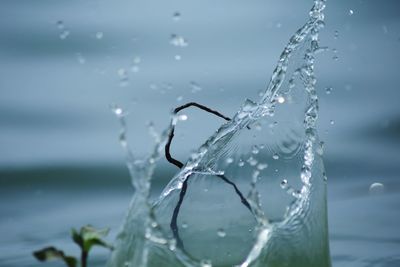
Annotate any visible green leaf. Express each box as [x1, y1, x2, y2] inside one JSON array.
[[33, 246, 77, 267], [71, 225, 113, 253]]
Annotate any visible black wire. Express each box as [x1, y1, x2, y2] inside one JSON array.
[[164, 102, 252, 250]]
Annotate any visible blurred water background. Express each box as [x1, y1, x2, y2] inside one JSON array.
[[1, 0, 400, 266]]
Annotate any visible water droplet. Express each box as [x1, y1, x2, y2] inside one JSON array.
[[170, 34, 188, 47], [325, 87, 333, 95], [168, 239, 177, 251], [334, 30, 339, 39], [247, 156, 258, 166], [200, 260, 212, 267], [272, 153, 279, 160], [257, 163, 268, 170], [280, 179, 288, 189], [178, 114, 188, 121], [332, 55, 339, 61], [174, 54, 182, 61], [330, 120, 335, 125], [217, 228, 226, 238], [251, 145, 259, 154], [226, 157, 234, 164], [96, 31, 104, 39], [181, 222, 188, 229], [369, 182, 384, 195], [277, 96, 285, 104], [238, 159, 245, 167], [173, 12, 181, 22], [349, 9, 354, 16]]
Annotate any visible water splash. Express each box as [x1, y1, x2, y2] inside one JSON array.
[[108, 1, 330, 266]]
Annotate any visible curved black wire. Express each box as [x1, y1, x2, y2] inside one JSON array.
[[164, 102, 252, 249]]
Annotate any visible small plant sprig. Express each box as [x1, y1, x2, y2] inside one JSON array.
[[33, 225, 113, 267]]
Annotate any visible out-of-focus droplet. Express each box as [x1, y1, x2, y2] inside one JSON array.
[[59, 30, 70, 40], [131, 65, 139, 73], [118, 68, 129, 87], [170, 34, 188, 47], [56, 20, 64, 30], [96, 32, 104, 39], [176, 96, 183, 102], [333, 55, 339, 61], [133, 56, 141, 64], [217, 229, 226, 238], [369, 182, 384, 195], [173, 12, 181, 22], [174, 55, 182, 61], [325, 87, 332, 95], [190, 81, 202, 93], [76, 53, 86, 64]]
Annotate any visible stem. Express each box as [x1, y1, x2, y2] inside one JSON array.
[[81, 250, 88, 267]]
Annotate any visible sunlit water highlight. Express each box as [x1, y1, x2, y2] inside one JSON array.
[[108, 1, 330, 266]]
